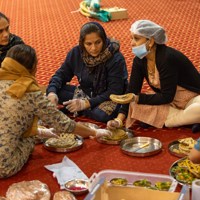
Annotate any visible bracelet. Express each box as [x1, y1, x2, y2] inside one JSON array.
[[114, 118, 123, 127], [134, 95, 139, 103]]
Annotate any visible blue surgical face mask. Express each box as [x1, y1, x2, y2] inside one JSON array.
[[132, 41, 149, 59]]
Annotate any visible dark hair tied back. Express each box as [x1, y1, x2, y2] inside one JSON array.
[[6, 44, 37, 71]]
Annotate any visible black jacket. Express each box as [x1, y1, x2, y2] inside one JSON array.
[[120, 44, 200, 115], [47, 45, 128, 108], [0, 34, 24, 65]]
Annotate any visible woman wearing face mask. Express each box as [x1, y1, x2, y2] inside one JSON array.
[[107, 20, 200, 131], [46, 22, 128, 123]]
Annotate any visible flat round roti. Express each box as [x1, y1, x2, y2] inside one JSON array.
[[103, 129, 127, 141], [45, 133, 77, 148], [110, 93, 134, 104]]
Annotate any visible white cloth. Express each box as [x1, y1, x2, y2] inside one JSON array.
[[44, 156, 88, 189]]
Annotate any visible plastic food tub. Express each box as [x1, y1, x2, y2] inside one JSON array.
[[88, 169, 178, 193]]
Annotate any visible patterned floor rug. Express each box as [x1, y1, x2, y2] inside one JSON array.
[[0, 0, 200, 198]]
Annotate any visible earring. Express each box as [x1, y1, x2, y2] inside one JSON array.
[[148, 45, 152, 51]]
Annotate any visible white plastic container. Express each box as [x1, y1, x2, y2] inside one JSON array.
[[88, 169, 178, 193]]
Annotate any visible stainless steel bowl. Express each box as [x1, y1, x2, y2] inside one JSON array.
[[120, 137, 162, 157], [64, 179, 89, 195]]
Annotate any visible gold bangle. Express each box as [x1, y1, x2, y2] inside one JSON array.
[[114, 118, 123, 127]]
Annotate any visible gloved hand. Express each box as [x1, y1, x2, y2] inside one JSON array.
[[63, 99, 87, 113], [95, 129, 112, 138], [37, 127, 58, 138], [47, 92, 58, 106], [107, 118, 122, 130]]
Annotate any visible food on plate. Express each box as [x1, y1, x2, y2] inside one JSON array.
[[178, 158, 200, 178], [110, 93, 134, 104], [133, 179, 151, 187], [110, 178, 128, 186], [102, 129, 127, 141], [171, 158, 200, 184], [154, 181, 172, 191], [45, 133, 77, 148], [178, 137, 196, 147], [172, 148, 182, 154], [6, 180, 51, 200], [176, 137, 197, 155], [175, 172, 195, 184], [171, 166, 188, 174], [53, 191, 76, 200]]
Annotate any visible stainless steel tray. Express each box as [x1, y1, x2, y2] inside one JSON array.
[[120, 137, 162, 157], [169, 157, 188, 187], [96, 128, 134, 145], [168, 140, 187, 158], [43, 135, 83, 153], [169, 157, 199, 187], [88, 169, 178, 193]]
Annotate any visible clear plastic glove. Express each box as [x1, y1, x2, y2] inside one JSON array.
[[47, 92, 58, 106], [63, 99, 86, 113], [95, 129, 112, 138], [37, 127, 58, 138], [107, 119, 121, 130]]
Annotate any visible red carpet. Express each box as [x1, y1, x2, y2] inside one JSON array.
[[0, 0, 200, 199]]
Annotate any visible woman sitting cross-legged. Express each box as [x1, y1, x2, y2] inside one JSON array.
[[0, 44, 111, 178], [46, 22, 128, 123], [107, 20, 200, 132]]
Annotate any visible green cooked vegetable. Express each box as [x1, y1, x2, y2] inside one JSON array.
[[110, 178, 128, 186]]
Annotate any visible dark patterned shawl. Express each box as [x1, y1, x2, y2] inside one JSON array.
[[81, 22, 120, 95]]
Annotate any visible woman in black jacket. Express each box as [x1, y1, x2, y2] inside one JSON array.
[[47, 22, 128, 123], [0, 12, 24, 65], [107, 20, 200, 131]]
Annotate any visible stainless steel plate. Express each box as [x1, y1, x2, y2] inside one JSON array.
[[96, 128, 134, 145], [169, 157, 190, 187], [64, 179, 89, 195], [168, 140, 187, 158], [120, 137, 162, 157], [43, 135, 83, 153]]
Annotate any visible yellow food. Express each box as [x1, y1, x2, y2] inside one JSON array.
[[45, 133, 77, 148], [172, 158, 200, 184], [133, 179, 151, 187], [110, 178, 128, 186], [172, 137, 197, 155], [155, 181, 171, 191], [110, 93, 134, 104], [174, 137, 197, 155], [103, 129, 127, 141], [183, 159, 200, 178]]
